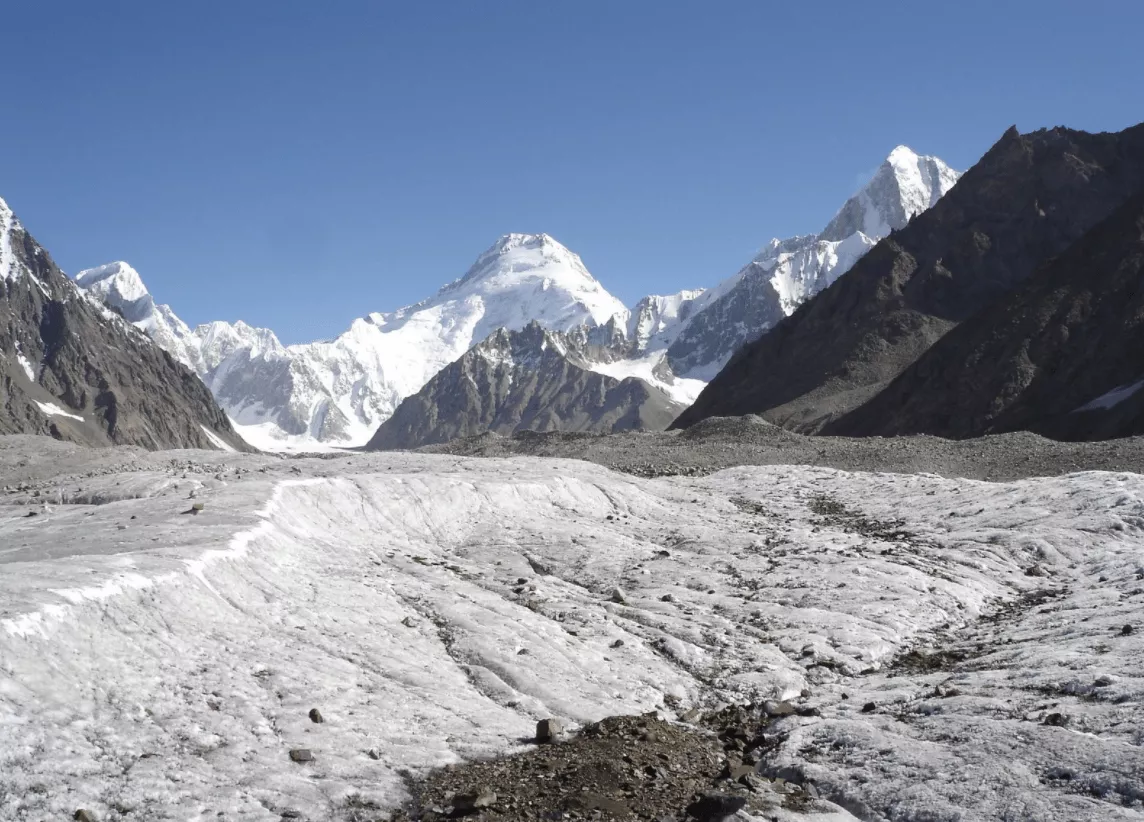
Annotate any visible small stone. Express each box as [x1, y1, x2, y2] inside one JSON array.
[[453, 788, 497, 813], [74, 812, 97, 822], [192, 502, 205, 511], [536, 717, 566, 743], [861, 702, 877, 713], [572, 793, 630, 815], [1094, 674, 1117, 687], [1025, 564, 1048, 577], [401, 616, 419, 628], [725, 763, 756, 782], [660, 593, 676, 603], [763, 700, 797, 717], [611, 587, 627, 604], [308, 708, 324, 724], [686, 793, 747, 822], [610, 638, 625, 648], [288, 748, 313, 763], [1121, 624, 1134, 636], [1043, 712, 1069, 727], [367, 748, 382, 760], [805, 782, 821, 799]]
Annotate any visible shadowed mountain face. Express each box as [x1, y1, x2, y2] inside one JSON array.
[[828, 187, 1144, 440], [0, 199, 248, 451], [672, 123, 1144, 433], [367, 323, 684, 450]]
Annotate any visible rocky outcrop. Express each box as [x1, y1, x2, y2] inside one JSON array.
[[673, 123, 1144, 432], [828, 186, 1144, 440], [367, 323, 684, 450], [0, 198, 248, 451], [662, 146, 958, 380]]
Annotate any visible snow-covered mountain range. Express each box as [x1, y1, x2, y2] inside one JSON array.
[[0, 199, 245, 451], [76, 146, 959, 450]]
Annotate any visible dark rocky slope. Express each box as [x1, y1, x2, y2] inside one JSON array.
[[367, 323, 684, 450], [672, 123, 1144, 432], [828, 186, 1144, 439], [0, 199, 248, 450]]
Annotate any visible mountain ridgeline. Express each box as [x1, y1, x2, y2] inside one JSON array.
[[0, 199, 247, 451], [71, 146, 959, 450], [8, 124, 1144, 451], [673, 123, 1144, 439], [367, 322, 685, 450]]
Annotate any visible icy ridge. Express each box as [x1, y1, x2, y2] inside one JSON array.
[[659, 147, 961, 377], [73, 148, 959, 449]]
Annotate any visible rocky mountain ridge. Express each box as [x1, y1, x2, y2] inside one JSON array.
[[0, 199, 247, 451], [76, 146, 958, 449], [367, 321, 686, 450], [674, 123, 1144, 434]]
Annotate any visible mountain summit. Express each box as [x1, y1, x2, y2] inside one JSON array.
[[820, 145, 960, 241], [73, 146, 959, 449], [0, 199, 245, 450], [78, 233, 633, 448], [674, 123, 1144, 432], [657, 146, 960, 379]]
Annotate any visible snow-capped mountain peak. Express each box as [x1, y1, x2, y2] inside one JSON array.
[[821, 145, 959, 242], [428, 232, 624, 328], [1, 196, 24, 282], [74, 262, 154, 322]]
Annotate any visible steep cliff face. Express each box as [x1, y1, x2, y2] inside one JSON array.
[[830, 187, 1144, 440], [0, 197, 247, 451], [660, 146, 960, 380], [367, 323, 684, 450], [673, 123, 1144, 432]]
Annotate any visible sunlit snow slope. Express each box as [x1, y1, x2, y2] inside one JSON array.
[[74, 148, 959, 450], [0, 446, 1140, 821]]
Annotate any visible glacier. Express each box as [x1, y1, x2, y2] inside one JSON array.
[[0, 440, 1141, 820]]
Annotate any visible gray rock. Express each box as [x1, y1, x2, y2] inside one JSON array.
[[452, 788, 497, 813], [686, 793, 747, 822], [610, 586, 627, 604], [0, 202, 248, 451], [74, 811, 97, 822], [308, 708, 324, 724], [675, 124, 1144, 438], [763, 700, 797, 717], [288, 748, 314, 762], [366, 323, 685, 451], [536, 717, 566, 743]]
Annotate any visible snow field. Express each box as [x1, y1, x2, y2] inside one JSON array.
[[0, 455, 1141, 821]]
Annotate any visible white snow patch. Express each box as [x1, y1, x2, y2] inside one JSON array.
[[587, 351, 706, 406], [0, 196, 18, 282], [15, 350, 36, 382], [1075, 378, 1144, 412], [33, 400, 84, 422], [199, 425, 237, 452]]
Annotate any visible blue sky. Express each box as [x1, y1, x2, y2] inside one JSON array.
[[3, 1, 1142, 343]]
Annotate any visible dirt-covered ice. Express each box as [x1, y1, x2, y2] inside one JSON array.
[[0, 436, 1141, 821]]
